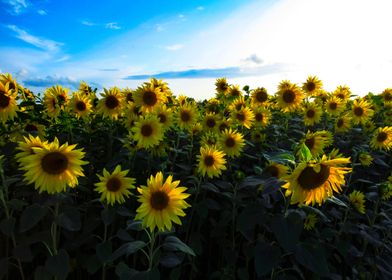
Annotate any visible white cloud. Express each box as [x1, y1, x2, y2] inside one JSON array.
[[196, 6, 204, 11], [37, 9, 46, 15], [7, 25, 63, 52], [155, 24, 165, 32], [105, 22, 121, 30], [178, 14, 185, 18], [165, 44, 184, 51], [55, 55, 71, 62], [81, 20, 96, 26], [2, 0, 28, 15]]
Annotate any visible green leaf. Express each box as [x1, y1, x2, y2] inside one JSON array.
[[299, 143, 312, 162], [163, 236, 196, 256], [57, 208, 81, 231], [254, 241, 281, 276], [0, 217, 15, 237], [45, 249, 70, 280], [126, 220, 144, 231], [294, 243, 330, 277], [96, 241, 112, 263], [327, 196, 348, 208], [101, 207, 116, 226], [115, 262, 138, 279], [19, 204, 47, 232], [271, 212, 303, 252], [111, 241, 147, 261]]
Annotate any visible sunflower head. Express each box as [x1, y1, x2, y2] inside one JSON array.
[[276, 81, 304, 113], [197, 145, 227, 178], [251, 87, 269, 106], [70, 92, 93, 119], [298, 130, 333, 158], [176, 103, 198, 131], [333, 85, 351, 101], [131, 115, 164, 149], [218, 128, 245, 158], [370, 126, 392, 151], [134, 83, 166, 113], [348, 190, 366, 214], [97, 87, 124, 120], [263, 162, 289, 179], [215, 78, 229, 95], [358, 152, 373, 166], [304, 213, 317, 230], [335, 114, 352, 133], [302, 76, 323, 96], [303, 102, 322, 126], [230, 106, 255, 129], [351, 98, 374, 125], [0, 81, 18, 123]]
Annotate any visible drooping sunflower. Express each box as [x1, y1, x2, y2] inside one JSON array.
[[43, 85, 70, 118], [215, 77, 230, 96], [227, 85, 243, 99], [334, 114, 352, 133], [218, 128, 245, 158], [122, 87, 135, 103], [0, 81, 18, 123], [302, 76, 323, 96], [250, 128, 266, 143], [370, 126, 392, 151], [358, 152, 373, 166], [134, 82, 166, 113], [351, 98, 374, 125], [202, 112, 220, 132], [299, 130, 333, 157], [333, 85, 351, 101], [132, 115, 164, 149], [276, 80, 304, 113], [348, 190, 366, 214], [0, 73, 18, 94], [251, 87, 270, 107], [19, 138, 87, 194], [263, 161, 289, 179], [325, 96, 345, 116], [176, 103, 198, 131], [229, 96, 246, 112], [200, 131, 219, 147], [69, 92, 93, 119], [252, 107, 271, 127], [94, 165, 136, 206], [15, 135, 48, 162], [79, 81, 95, 98], [380, 88, 392, 105], [303, 102, 322, 126], [150, 78, 172, 97], [282, 154, 352, 206], [135, 172, 190, 232], [197, 146, 227, 178], [191, 122, 203, 136], [153, 105, 173, 131], [218, 118, 232, 132], [303, 213, 317, 230], [230, 106, 255, 129], [205, 98, 221, 114], [97, 87, 124, 120]]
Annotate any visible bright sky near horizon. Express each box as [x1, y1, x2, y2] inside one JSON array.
[[1, 0, 392, 100]]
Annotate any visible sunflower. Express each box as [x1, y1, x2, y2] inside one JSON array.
[[15, 135, 48, 162], [197, 146, 227, 178], [251, 87, 269, 107], [202, 112, 220, 132], [215, 78, 230, 96], [218, 118, 232, 132], [135, 172, 190, 232], [79, 81, 95, 99], [380, 88, 392, 105], [0, 82, 18, 123], [19, 138, 87, 194], [381, 177, 392, 200], [334, 114, 352, 133], [176, 103, 198, 131], [276, 80, 304, 113], [132, 115, 164, 148], [325, 96, 345, 116], [230, 106, 255, 129], [370, 126, 392, 151], [176, 95, 189, 107], [229, 96, 246, 112], [22, 122, 45, 137], [358, 152, 373, 166], [333, 85, 351, 101], [227, 85, 242, 99], [94, 165, 136, 206], [97, 87, 124, 120], [205, 98, 221, 114], [218, 128, 245, 158], [122, 87, 134, 103], [134, 82, 166, 113], [150, 78, 172, 96], [252, 107, 271, 127], [200, 131, 219, 147], [191, 122, 203, 136], [303, 102, 322, 126], [69, 92, 93, 119], [21, 87, 35, 101], [0, 73, 18, 94], [348, 190, 366, 214], [299, 130, 333, 157], [351, 98, 374, 125], [263, 161, 289, 179], [302, 76, 323, 96], [303, 213, 317, 230], [153, 105, 173, 131], [282, 154, 352, 205], [250, 128, 266, 143]]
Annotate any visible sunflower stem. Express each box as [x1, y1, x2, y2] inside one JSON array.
[[51, 202, 60, 256], [147, 230, 157, 271]]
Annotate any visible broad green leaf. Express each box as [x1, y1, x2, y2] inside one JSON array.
[[163, 236, 196, 256], [19, 204, 47, 232], [254, 241, 281, 276], [111, 241, 147, 261]]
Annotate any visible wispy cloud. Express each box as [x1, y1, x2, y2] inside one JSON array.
[[155, 24, 165, 32], [243, 54, 264, 65], [81, 20, 96, 26], [196, 6, 205, 11], [105, 22, 121, 30], [2, 0, 28, 15], [37, 9, 46, 15], [6, 25, 62, 52], [55, 55, 70, 62], [165, 44, 184, 51], [99, 68, 119, 72], [123, 64, 285, 80], [22, 75, 80, 88]]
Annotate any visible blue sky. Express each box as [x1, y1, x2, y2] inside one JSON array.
[[1, 0, 392, 99]]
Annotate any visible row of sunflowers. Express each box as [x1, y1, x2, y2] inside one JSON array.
[[0, 73, 391, 279]]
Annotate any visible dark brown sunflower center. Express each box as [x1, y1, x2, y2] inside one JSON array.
[[204, 155, 215, 167], [41, 152, 69, 175], [255, 89, 268, 102], [105, 95, 120, 109], [235, 103, 243, 111], [76, 101, 87, 111], [142, 90, 158, 106], [337, 93, 345, 100], [106, 177, 122, 192], [297, 164, 330, 190], [206, 118, 216, 128], [141, 124, 153, 137], [25, 124, 38, 132], [329, 102, 337, 110], [230, 89, 240, 97], [266, 166, 279, 177], [8, 82, 16, 91], [282, 90, 295, 103], [306, 109, 315, 118], [225, 137, 236, 148], [384, 93, 392, 101], [150, 190, 169, 210], [306, 82, 316, 92], [158, 113, 166, 124], [180, 111, 191, 122], [219, 123, 228, 132], [0, 93, 10, 108], [305, 137, 315, 150], [57, 94, 66, 103], [337, 119, 344, 127], [217, 83, 228, 92], [255, 113, 263, 122], [377, 132, 388, 142], [236, 113, 245, 122], [354, 107, 364, 116], [126, 93, 133, 102]]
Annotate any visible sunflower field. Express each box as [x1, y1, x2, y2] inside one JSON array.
[[0, 73, 391, 279]]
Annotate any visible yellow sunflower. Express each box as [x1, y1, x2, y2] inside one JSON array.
[[263, 161, 289, 179], [276, 80, 304, 113], [132, 115, 164, 148], [380, 88, 392, 105], [97, 87, 124, 120], [348, 190, 366, 214], [94, 165, 136, 206], [251, 87, 269, 107], [334, 114, 352, 133], [19, 138, 87, 194], [0, 81, 18, 123], [229, 96, 246, 112], [218, 118, 232, 132], [230, 106, 255, 129], [250, 129, 266, 143], [15, 135, 48, 162], [303, 102, 322, 126], [303, 213, 317, 230], [325, 96, 345, 116], [79, 81, 96, 99], [202, 112, 220, 132], [302, 75, 323, 96], [21, 122, 45, 138], [351, 98, 374, 125], [215, 77, 230, 96], [358, 152, 373, 166], [227, 85, 243, 99], [122, 87, 135, 103], [150, 78, 172, 97], [135, 172, 190, 232], [153, 105, 173, 131], [282, 154, 352, 206], [205, 98, 221, 114], [252, 107, 271, 127], [69, 92, 93, 119], [200, 131, 219, 147], [299, 130, 333, 157], [370, 126, 392, 151], [0, 73, 18, 94], [333, 85, 351, 101], [134, 83, 166, 113], [191, 122, 203, 136], [218, 128, 245, 158], [176, 103, 198, 131], [197, 146, 227, 178]]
